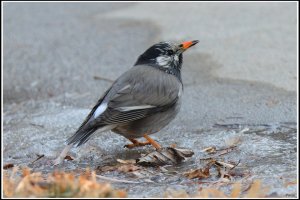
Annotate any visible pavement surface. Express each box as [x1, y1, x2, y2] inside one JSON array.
[[3, 2, 297, 198]]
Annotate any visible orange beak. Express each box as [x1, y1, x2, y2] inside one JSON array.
[[181, 40, 199, 50]]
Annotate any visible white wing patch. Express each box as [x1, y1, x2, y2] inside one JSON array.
[[117, 105, 156, 112], [93, 103, 108, 118], [119, 84, 131, 92]]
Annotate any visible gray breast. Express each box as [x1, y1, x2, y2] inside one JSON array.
[[112, 66, 183, 139]]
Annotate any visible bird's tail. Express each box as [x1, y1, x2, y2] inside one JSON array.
[[66, 126, 97, 147], [66, 125, 114, 147]]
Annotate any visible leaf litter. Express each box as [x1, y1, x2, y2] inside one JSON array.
[[164, 180, 269, 198], [4, 132, 276, 197], [3, 167, 127, 198]]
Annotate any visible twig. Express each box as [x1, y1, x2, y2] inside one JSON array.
[[30, 123, 45, 129], [95, 174, 139, 184], [93, 76, 114, 83], [200, 146, 237, 160], [215, 145, 237, 157], [230, 160, 241, 170], [215, 161, 235, 169], [31, 154, 45, 164]]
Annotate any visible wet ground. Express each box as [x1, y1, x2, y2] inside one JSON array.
[[3, 2, 297, 198]]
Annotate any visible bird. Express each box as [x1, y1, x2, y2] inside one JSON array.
[[53, 40, 199, 165]]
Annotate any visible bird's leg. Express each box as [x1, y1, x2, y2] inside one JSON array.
[[143, 134, 162, 150], [124, 138, 152, 149]]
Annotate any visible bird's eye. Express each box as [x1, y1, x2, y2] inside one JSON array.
[[167, 50, 173, 56]]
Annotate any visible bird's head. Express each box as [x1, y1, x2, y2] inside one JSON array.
[[134, 40, 199, 70]]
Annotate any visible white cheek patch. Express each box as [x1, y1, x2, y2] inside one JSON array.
[[156, 56, 171, 67], [174, 55, 179, 62], [93, 103, 108, 118]]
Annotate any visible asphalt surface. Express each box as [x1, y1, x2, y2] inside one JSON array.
[[3, 2, 297, 198]]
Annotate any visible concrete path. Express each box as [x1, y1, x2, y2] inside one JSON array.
[[3, 2, 297, 197]]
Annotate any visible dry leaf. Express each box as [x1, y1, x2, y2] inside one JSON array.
[[64, 155, 74, 161], [97, 162, 140, 174], [3, 163, 14, 170], [97, 165, 117, 173], [199, 188, 227, 198], [3, 168, 127, 198], [202, 146, 217, 153], [164, 189, 190, 198], [215, 160, 235, 169], [116, 159, 136, 164], [245, 180, 269, 198], [117, 164, 140, 173], [184, 168, 210, 179], [3, 173, 16, 197], [284, 180, 297, 187], [137, 147, 194, 166], [231, 182, 241, 198], [170, 143, 177, 148], [215, 145, 237, 156]]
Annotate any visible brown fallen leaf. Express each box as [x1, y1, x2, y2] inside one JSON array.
[[199, 188, 227, 198], [184, 168, 210, 179], [137, 147, 194, 166], [97, 162, 140, 174], [96, 165, 118, 173], [116, 159, 136, 164], [245, 180, 269, 198], [64, 155, 74, 161], [230, 182, 242, 198], [22, 168, 31, 177], [165, 179, 270, 198], [202, 146, 217, 154], [184, 159, 215, 179], [4, 168, 127, 198], [4, 163, 14, 170], [218, 167, 233, 182], [117, 164, 140, 173], [164, 189, 190, 198], [215, 160, 236, 169], [228, 168, 250, 178], [215, 145, 238, 156], [200, 145, 238, 160], [284, 180, 297, 187]]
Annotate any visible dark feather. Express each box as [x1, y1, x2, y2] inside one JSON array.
[[66, 126, 98, 147]]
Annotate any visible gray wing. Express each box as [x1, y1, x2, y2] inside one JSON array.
[[93, 65, 182, 125], [66, 65, 182, 146]]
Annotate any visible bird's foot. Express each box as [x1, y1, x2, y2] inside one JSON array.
[[143, 134, 162, 150], [124, 135, 162, 150], [124, 138, 152, 149]]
